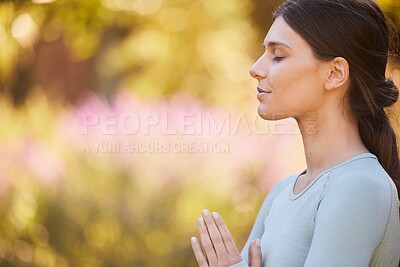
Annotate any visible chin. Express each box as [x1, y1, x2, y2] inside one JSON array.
[[258, 107, 289, 121]]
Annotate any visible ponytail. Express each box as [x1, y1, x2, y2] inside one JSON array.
[[358, 109, 400, 199]]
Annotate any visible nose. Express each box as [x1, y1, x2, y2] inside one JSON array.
[[249, 55, 267, 80]]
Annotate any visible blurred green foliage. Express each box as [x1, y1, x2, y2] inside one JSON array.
[[0, 0, 399, 266], [0, 0, 263, 107]]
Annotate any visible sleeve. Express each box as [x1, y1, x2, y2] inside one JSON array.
[[229, 260, 249, 267], [237, 175, 296, 266], [303, 171, 391, 267]]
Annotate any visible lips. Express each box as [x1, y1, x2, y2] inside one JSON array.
[[257, 87, 272, 93]]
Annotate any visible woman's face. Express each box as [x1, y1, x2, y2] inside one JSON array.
[[250, 16, 327, 121]]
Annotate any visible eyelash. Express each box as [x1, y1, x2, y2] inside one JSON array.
[[272, 56, 285, 62]]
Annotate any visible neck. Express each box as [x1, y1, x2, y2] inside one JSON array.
[[296, 108, 369, 179]]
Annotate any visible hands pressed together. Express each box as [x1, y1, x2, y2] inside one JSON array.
[[191, 209, 262, 267]]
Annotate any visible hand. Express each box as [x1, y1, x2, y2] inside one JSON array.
[[191, 210, 263, 267], [191, 209, 242, 267]]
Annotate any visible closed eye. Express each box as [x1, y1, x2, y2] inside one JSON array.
[[272, 56, 285, 62]]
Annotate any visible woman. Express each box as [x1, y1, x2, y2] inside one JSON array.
[[191, 0, 400, 266]]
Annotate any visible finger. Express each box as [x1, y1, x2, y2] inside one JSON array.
[[211, 212, 240, 256], [191, 237, 209, 267], [202, 209, 228, 259], [198, 217, 217, 264], [248, 239, 262, 267]]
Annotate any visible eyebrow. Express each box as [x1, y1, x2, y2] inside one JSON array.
[[262, 41, 292, 50]]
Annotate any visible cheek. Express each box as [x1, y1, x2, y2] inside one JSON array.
[[268, 65, 298, 93], [269, 62, 319, 92]]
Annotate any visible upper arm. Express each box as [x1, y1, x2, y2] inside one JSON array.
[[304, 172, 391, 267]]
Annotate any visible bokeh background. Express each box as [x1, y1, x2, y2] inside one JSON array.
[[0, 0, 399, 266]]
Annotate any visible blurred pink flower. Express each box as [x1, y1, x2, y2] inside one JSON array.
[[56, 90, 304, 189], [21, 139, 64, 185]]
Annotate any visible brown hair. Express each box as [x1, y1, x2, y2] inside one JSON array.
[[274, 0, 400, 198]]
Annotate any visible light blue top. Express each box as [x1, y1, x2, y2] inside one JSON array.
[[231, 152, 400, 267]]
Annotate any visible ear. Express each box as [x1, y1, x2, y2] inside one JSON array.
[[324, 57, 349, 91]]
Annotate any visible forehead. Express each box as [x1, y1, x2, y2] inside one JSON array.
[[264, 16, 311, 51]]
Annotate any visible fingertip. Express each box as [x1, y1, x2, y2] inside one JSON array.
[[211, 212, 219, 220], [249, 239, 262, 266], [202, 209, 210, 216], [198, 217, 204, 225]]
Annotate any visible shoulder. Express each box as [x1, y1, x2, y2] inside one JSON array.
[[325, 155, 394, 198], [319, 155, 396, 222]]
